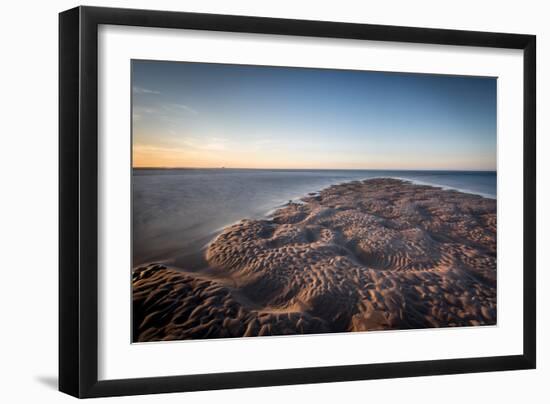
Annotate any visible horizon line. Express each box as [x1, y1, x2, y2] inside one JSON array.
[[132, 166, 497, 172]]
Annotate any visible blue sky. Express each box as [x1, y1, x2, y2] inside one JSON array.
[[132, 60, 496, 170]]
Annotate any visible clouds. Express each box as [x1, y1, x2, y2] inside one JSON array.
[[133, 86, 161, 95], [132, 102, 199, 129], [171, 103, 199, 115], [133, 135, 232, 168], [177, 135, 228, 151], [132, 85, 199, 116]]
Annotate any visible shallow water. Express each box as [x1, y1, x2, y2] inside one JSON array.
[[132, 169, 496, 266]]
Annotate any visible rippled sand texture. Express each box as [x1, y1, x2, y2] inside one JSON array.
[[133, 178, 496, 342]]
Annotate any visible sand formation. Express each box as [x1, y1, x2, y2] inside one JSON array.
[[133, 178, 497, 342]]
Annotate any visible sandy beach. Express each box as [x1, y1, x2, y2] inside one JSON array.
[[133, 178, 496, 342]]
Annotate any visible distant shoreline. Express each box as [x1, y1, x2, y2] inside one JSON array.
[[133, 166, 497, 173]]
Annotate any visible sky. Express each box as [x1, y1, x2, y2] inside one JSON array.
[[132, 60, 497, 170]]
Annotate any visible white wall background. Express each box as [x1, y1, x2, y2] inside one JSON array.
[[0, 0, 546, 402]]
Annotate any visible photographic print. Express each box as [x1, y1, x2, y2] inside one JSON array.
[[131, 60, 497, 343]]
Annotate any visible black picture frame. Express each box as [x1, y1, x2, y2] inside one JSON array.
[[59, 6, 536, 398]]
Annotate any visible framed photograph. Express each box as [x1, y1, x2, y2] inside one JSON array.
[[59, 6, 536, 398]]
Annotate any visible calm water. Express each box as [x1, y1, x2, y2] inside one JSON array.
[[133, 169, 496, 267]]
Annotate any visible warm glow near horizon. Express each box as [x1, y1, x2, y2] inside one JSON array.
[[132, 61, 497, 171], [132, 144, 496, 171]]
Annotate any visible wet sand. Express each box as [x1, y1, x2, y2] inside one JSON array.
[[133, 178, 496, 342]]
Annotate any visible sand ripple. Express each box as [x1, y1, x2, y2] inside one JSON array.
[[133, 178, 496, 341]]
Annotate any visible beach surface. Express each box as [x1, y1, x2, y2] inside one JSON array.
[[133, 178, 496, 342]]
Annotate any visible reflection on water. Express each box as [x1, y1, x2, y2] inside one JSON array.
[[132, 169, 496, 267]]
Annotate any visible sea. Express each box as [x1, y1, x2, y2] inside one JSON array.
[[132, 169, 496, 267]]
